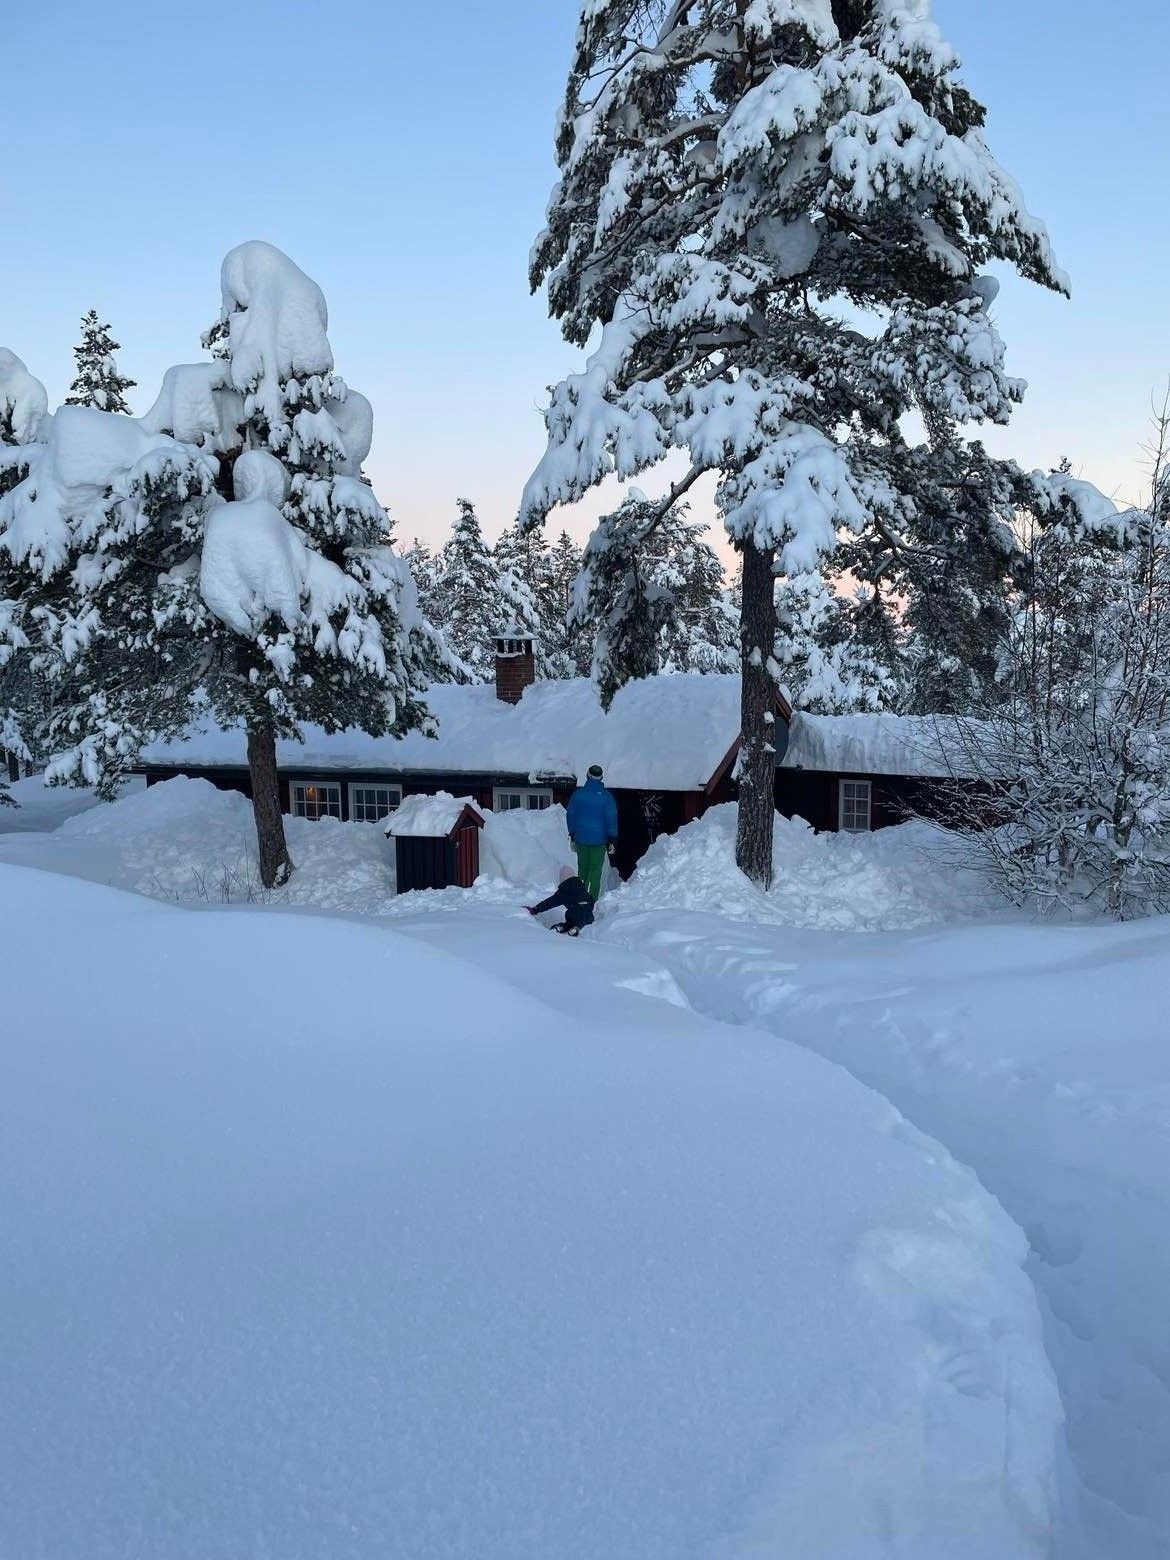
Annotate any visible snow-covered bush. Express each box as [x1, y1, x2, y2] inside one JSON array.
[[941, 453, 1170, 920]]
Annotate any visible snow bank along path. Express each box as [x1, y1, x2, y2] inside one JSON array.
[[0, 776, 575, 910], [600, 813, 1170, 1558], [0, 862, 1064, 1559]]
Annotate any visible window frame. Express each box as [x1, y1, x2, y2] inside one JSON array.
[[348, 782, 403, 824], [289, 780, 343, 822], [838, 778, 873, 834], [492, 786, 554, 813]]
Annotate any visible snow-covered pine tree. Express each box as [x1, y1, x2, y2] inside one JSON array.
[[523, 1, 1067, 885], [431, 499, 506, 680], [773, 568, 894, 713], [538, 530, 591, 677], [405, 538, 439, 614], [0, 350, 51, 789], [658, 513, 740, 674], [572, 491, 739, 702], [572, 492, 678, 707], [39, 243, 435, 887], [64, 311, 136, 413], [846, 437, 1040, 713]]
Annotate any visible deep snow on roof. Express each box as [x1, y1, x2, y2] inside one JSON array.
[[141, 678, 982, 787], [784, 713, 981, 778], [141, 675, 745, 791]]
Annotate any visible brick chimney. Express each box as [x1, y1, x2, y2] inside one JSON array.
[[495, 633, 537, 704]]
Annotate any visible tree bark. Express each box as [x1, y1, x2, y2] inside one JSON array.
[[735, 539, 778, 889], [246, 719, 294, 889]]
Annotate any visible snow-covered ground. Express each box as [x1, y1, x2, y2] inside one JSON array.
[[2, 779, 1166, 1556], [1, 858, 1062, 1559], [598, 813, 1170, 1559], [0, 776, 570, 911]]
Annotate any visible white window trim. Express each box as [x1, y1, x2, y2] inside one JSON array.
[[492, 786, 554, 812], [348, 782, 403, 823], [838, 778, 873, 833], [290, 780, 343, 821]]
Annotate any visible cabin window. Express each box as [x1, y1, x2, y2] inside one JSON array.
[[838, 779, 872, 833], [493, 787, 553, 812], [290, 781, 343, 821], [349, 783, 403, 823]]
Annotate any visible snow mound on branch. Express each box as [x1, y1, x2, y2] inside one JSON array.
[[218, 241, 333, 414], [140, 362, 244, 451], [200, 498, 305, 636], [386, 791, 483, 838], [0, 406, 191, 578], [607, 805, 1001, 931], [0, 862, 1064, 1557], [232, 448, 289, 505], [45, 406, 171, 492], [0, 348, 48, 443], [329, 386, 373, 473]]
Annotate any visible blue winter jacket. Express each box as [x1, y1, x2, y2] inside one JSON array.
[[566, 776, 619, 846]]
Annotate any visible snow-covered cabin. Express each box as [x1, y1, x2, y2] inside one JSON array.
[[139, 637, 970, 872]]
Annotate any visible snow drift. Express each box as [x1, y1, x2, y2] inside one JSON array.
[[607, 803, 1002, 931], [0, 862, 1063, 1558]]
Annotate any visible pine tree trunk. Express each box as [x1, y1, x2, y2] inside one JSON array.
[[735, 539, 778, 889], [246, 720, 294, 889]]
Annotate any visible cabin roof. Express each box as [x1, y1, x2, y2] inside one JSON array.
[[140, 675, 750, 792], [783, 713, 983, 779], [139, 677, 979, 789]]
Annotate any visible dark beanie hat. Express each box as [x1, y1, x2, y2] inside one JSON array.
[[587, 763, 604, 779]]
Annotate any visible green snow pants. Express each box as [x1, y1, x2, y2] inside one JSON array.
[[574, 842, 608, 902]]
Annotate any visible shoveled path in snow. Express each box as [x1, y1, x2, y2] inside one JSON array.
[[596, 908, 1170, 1559]]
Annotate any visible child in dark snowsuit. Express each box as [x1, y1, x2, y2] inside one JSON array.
[[527, 867, 595, 936]]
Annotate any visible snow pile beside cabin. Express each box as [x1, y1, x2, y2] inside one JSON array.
[[0, 779, 571, 905], [479, 802, 575, 887], [1, 862, 1064, 1557], [43, 777, 393, 910], [604, 805, 1002, 932]]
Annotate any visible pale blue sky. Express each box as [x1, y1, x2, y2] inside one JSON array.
[[3, 1, 1166, 547]]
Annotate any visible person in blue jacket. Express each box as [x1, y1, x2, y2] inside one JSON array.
[[566, 763, 618, 901]]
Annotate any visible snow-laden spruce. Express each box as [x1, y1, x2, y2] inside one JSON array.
[[0, 350, 52, 787], [524, 0, 1068, 885], [573, 489, 739, 708], [64, 311, 136, 414], [0, 242, 440, 886]]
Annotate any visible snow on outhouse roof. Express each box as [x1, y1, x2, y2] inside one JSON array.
[[140, 674, 747, 792], [385, 793, 483, 838]]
